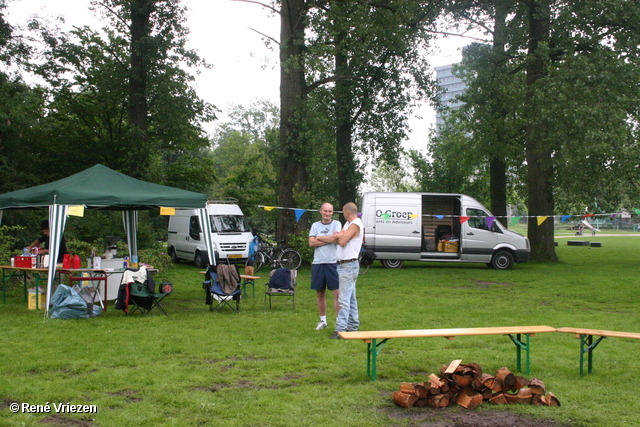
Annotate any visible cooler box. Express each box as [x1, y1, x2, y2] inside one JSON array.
[[100, 258, 126, 301], [28, 289, 47, 310], [14, 256, 33, 268]]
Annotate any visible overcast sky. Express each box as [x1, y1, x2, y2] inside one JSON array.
[[6, 0, 469, 151]]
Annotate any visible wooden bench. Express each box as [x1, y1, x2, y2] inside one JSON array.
[[338, 326, 557, 381], [556, 327, 640, 376]]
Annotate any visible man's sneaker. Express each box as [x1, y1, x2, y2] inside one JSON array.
[[315, 321, 328, 331], [329, 331, 341, 339]]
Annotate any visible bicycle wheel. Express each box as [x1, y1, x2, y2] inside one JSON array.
[[247, 251, 266, 273], [277, 248, 302, 270]]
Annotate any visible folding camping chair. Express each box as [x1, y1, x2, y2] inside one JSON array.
[[264, 268, 297, 312], [128, 281, 171, 316], [203, 265, 242, 313], [120, 266, 171, 316]]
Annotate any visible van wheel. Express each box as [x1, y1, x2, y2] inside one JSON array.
[[169, 247, 179, 264], [381, 259, 404, 269], [194, 251, 205, 269], [491, 250, 514, 270]]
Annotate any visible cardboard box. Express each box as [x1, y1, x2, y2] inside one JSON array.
[[443, 241, 459, 253], [14, 256, 34, 268], [28, 291, 47, 310]]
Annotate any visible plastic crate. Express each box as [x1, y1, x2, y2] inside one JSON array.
[[28, 290, 47, 310], [443, 241, 459, 253], [14, 256, 34, 268]]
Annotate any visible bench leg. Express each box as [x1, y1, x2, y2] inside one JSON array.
[[366, 338, 388, 381], [579, 334, 606, 376], [507, 333, 532, 375]]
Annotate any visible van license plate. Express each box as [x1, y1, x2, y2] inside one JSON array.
[[228, 254, 241, 259]]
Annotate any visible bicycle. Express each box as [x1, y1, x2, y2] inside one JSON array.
[[246, 235, 302, 273], [358, 243, 376, 275]]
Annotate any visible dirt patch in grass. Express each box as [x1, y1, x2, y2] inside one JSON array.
[[0, 398, 20, 410], [105, 390, 142, 403], [39, 414, 94, 426], [385, 407, 572, 427], [475, 281, 513, 288], [193, 383, 231, 392]]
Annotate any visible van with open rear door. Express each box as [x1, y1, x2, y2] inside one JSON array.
[[360, 192, 530, 270]]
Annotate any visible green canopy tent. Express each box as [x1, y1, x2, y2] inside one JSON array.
[[0, 164, 215, 315]]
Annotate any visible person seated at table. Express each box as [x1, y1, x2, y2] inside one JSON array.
[[27, 220, 68, 263]]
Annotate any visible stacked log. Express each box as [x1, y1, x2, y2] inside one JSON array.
[[392, 360, 560, 409]]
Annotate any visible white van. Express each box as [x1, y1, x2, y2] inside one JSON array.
[[167, 200, 253, 267], [361, 192, 530, 270]]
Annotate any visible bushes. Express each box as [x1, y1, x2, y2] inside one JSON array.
[[287, 232, 313, 266], [0, 225, 25, 263], [66, 239, 98, 260], [114, 239, 172, 273], [137, 241, 172, 273]]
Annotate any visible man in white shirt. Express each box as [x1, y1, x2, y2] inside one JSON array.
[[308, 203, 341, 331], [330, 202, 363, 339]]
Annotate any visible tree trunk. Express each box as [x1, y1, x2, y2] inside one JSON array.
[[128, 0, 152, 179], [489, 0, 510, 227], [524, 0, 557, 261], [489, 156, 507, 226], [277, 0, 310, 242], [334, 49, 358, 208]]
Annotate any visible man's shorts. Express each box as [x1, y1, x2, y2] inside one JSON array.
[[310, 263, 339, 291]]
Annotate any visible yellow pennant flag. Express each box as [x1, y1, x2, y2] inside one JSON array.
[[68, 205, 85, 217], [160, 207, 176, 216], [263, 206, 275, 211], [537, 216, 548, 226]]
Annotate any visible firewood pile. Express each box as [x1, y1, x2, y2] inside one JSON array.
[[392, 360, 560, 409]]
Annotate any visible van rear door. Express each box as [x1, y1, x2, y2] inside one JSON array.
[[370, 194, 421, 260]]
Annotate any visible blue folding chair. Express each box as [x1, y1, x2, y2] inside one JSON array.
[[203, 265, 241, 313]]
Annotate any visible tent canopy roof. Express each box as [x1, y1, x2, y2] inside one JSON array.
[[0, 164, 208, 210]]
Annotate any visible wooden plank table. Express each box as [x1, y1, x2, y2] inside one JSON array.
[[339, 325, 557, 381], [239, 274, 260, 298], [556, 327, 640, 375]]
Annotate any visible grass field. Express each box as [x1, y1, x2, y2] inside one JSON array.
[[1, 234, 640, 426]]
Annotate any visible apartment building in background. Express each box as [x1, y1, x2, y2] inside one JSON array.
[[434, 63, 466, 134]]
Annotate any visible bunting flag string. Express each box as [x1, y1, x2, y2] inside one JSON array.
[[256, 205, 640, 226]]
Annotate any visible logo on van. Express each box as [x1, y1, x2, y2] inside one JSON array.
[[376, 210, 418, 223]]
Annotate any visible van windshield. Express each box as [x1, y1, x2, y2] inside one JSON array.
[[209, 215, 250, 233]]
